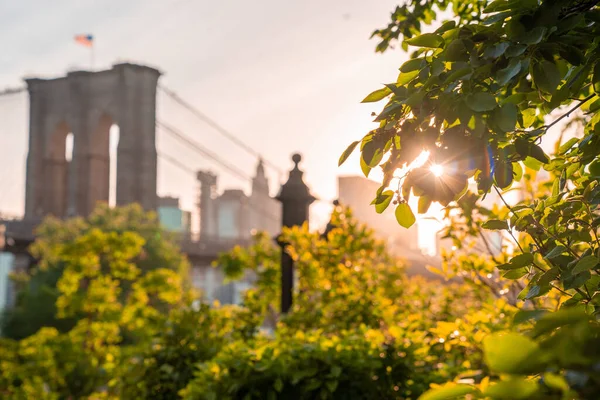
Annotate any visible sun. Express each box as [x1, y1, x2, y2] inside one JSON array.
[[430, 164, 444, 177]]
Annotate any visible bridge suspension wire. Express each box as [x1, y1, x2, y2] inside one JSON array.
[[0, 87, 26, 98], [158, 84, 284, 177], [157, 151, 196, 175], [156, 120, 254, 184]]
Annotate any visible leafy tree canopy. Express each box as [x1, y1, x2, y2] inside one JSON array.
[[1, 204, 189, 340], [340, 0, 600, 398]]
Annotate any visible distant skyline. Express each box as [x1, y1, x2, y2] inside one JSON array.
[[0, 1, 572, 252], [0, 0, 408, 229]]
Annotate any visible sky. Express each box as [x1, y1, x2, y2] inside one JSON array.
[[0, 0, 410, 229], [0, 0, 574, 251]]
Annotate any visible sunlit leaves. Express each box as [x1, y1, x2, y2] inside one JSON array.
[[395, 202, 416, 228], [338, 141, 359, 166], [418, 383, 478, 400], [481, 220, 508, 230], [362, 87, 391, 103], [483, 333, 541, 374], [404, 33, 444, 48]]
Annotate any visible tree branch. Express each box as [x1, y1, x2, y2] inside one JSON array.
[[544, 94, 596, 132]]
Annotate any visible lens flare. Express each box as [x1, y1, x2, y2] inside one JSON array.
[[430, 164, 444, 177]]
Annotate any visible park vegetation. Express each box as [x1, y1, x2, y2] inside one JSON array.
[[2, 0, 600, 398]]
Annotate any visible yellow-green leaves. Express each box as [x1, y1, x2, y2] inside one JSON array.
[[404, 33, 445, 48], [400, 58, 425, 73], [483, 378, 539, 400], [483, 333, 541, 374], [361, 87, 391, 103], [395, 202, 416, 228], [481, 219, 508, 230], [371, 190, 395, 214], [338, 141, 359, 166], [418, 383, 478, 400]]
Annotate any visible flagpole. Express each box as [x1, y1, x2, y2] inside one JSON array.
[[91, 43, 94, 70]]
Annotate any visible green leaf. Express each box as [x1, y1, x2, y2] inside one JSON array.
[[483, 42, 509, 59], [513, 309, 547, 325], [483, 332, 540, 374], [494, 160, 514, 189], [529, 144, 549, 164], [361, 140, 384, 167], [434, 20, 456, 34], [419, 383, 478, 400], [532, 308, 588, 337], [520, 26, 546, 45], [538, 267, 560, 286], [445, 39, 469, 62], [374, 190, 395, 214], [532, 60, 562, 94], [273, 378, 284, 393], [465, 92, 497, 112], [543, 373, 569, 393], [545, 245, 566, 259], [418, 195, 433, 214], [589, 160, 600, 176], [444, 67, 472, 83], [493, 103, 518, 132], [484, 378, 540, 400], [338, 141, 359, 166], [523, 156, 542, 171], [395, 202, 416, 228], [503, 267, 528, 279], [323, 380, 337, 393], [558, 137, 579, 155], [510, 252, 533, 268], [482, 219, 508, 230], [483, 0, 513, 13], [572, 255, 599, 274], [361, 87, 391, 103], [404, 33, 445, 48], [400, 58, 425, 73], [496, 58, 522, 86], [397, 70, 420, 85], [505, 44, 527, 57], [360, 157, 371, 178], [524, 284, 551, 300], [594, 62, 600, 94], [512, 161, 523, 181]]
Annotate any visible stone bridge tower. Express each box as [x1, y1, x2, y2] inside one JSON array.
[[24, 63, 160, 218]]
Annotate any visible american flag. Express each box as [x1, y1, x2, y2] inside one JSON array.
[[74, 34, 93, 47]]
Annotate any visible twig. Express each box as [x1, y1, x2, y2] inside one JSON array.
[[544, 94, 596, 132]]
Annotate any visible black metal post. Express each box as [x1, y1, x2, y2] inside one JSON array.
[[276, 154, 315, 314]]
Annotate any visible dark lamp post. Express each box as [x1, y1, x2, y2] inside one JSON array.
[[276, 153, 315, 314]]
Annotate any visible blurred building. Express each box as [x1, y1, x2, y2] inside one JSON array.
[[0, 252, 14, 313], [157, 196, 192, 234], [337, 175, 436, 276], [192, 159, 280, 304]]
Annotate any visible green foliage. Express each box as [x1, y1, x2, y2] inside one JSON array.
[[205, 207, 511, 398], [0, 204, 193, 399], [1, 204, 189, 340], [353, 1, 600, 398], [120, 304, 257, 399], [182, 329, 414, 400]]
